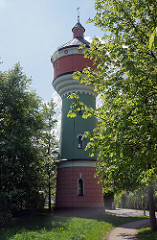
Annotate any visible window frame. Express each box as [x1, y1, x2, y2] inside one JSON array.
[[78, 178, 84, 196], [56, 60, 59, 69], [77, 134, 83, 149]]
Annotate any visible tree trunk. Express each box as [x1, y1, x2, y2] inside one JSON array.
[[48, 174, 51, 213], [148, 186, 157, 231]]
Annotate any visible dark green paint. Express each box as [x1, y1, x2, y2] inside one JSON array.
[[60, 93, 96, 160]]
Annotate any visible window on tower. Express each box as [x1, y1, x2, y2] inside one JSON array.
[[78, 178, 84, 196], [78, 29, 81, 36], [56, 60, 59, 69], [78, 134, 83, 149]]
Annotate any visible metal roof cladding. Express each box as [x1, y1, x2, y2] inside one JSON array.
[[72, 22, 85, 32], [58, 37, 90, 51], [58, 21, 90, 51]]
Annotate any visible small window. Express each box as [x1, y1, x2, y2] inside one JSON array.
[[78, 178, 84, 196], [78, 135, 83, 149], [56, 60, 59, 69], [78, 29, 81, 36]]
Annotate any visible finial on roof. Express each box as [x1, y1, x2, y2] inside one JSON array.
[[77, 7, 80, 23]]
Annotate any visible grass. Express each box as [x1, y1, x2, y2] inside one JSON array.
[[0, 213, 147, 240], [137, 226, 157, 240]]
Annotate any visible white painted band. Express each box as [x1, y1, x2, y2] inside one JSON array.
[[53, 73, 96, 97], [58, 160, 96, 168], [51, 47, 85, 63]]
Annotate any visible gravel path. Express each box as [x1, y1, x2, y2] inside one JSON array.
[[108, 219, 149, 240], [106, 209, 151, 240]]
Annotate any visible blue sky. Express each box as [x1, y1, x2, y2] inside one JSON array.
[[0, 0, 103, 103]]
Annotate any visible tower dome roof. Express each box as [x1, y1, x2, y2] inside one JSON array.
[[58, 21, 89, 51], [58, 37, 90, 51], [72, 22, 85, 32]]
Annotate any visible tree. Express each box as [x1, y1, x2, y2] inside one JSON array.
[[149, 27, 157, 50], [0, 64, 45, 223], [40, 99, 58, 213], [69, 0, 157, 231]]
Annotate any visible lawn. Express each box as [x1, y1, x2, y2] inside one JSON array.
[[0, 213, 147, 240], [137, 226, 157, 240]]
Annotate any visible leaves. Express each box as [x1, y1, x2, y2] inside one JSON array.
[[39, 99, 59, 210], [69, 0, 157, 193], [0, 64, 46, 216], [149, 27, 157, 50]]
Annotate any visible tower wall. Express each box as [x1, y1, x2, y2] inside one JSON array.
[[60, 92, 96, 160], [55, 166, 104, 208], [52, 48, 94, 79]]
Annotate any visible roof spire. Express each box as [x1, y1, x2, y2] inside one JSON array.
[[77, 7, 80, 23]]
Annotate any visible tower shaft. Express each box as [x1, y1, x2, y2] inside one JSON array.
[[51, 20, 104, 212]]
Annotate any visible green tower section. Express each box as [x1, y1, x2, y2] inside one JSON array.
[[60, 92, 96, 160]]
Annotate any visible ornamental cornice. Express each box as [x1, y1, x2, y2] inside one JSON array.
[[62, 90, 96, 97], [58, 160, 96, 169], [52, 73, 97, 97], [51, 47, 85, 63]]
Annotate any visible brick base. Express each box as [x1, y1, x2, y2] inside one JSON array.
[[55, 166, 104, 208], [54, 207, 105, 217]]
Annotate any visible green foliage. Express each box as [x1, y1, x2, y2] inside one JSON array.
[[0, 64, 46, 223], [39, 99, 58, 212], [0, 211, 12, 227], [137, 226, 157, 240], [103, 191, 114, 209], [149, 27, 157, 50], [71, 0, 157, 193], [70, 0, 157, 230], [0, 214, 146, 240], [0, 216, 109, 240], [114, 190, 150, 210]]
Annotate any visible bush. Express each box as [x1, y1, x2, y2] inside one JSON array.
[[0, 211, 12, 226], [115, 190, 150, 210], [104, 191, 114, 209]]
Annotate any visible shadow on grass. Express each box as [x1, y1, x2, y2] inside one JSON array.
[[54, 208, 148, 227], [0, 212, 148, 240], [91, 212, 148, 227], [137, 226, 157, 240], [0, 215, 69, 240]]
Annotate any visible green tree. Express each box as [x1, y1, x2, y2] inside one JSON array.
[[40, 99, 58, 213], [149, 27, 157, 50], [69, 0, 157, 231], [0, 64, 45, 223]]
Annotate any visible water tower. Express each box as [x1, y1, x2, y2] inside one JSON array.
[[51, 18, 104, 212]]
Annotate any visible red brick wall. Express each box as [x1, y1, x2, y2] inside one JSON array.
[[73, 28, 84, 38], [55, 166, 104, 208], [53, 54, 94, 79]]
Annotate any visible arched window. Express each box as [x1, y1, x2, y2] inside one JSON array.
[[56, 60, 59, 69], [78, 134, 83, 149], [78, 178, 84, 196], [78, 29, 81, 36]]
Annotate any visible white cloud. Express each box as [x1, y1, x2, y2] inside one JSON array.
[[41, 92, 61, 140], [85, 36, 92, 43], [96, 36, 105, 44], [54, 113, 61, 141], [96, 95, 104, 108], [52, 91, 62, 140], [85, 36, 105, 44]]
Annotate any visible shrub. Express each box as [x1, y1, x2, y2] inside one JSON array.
[[114, 190, 150, 210]]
